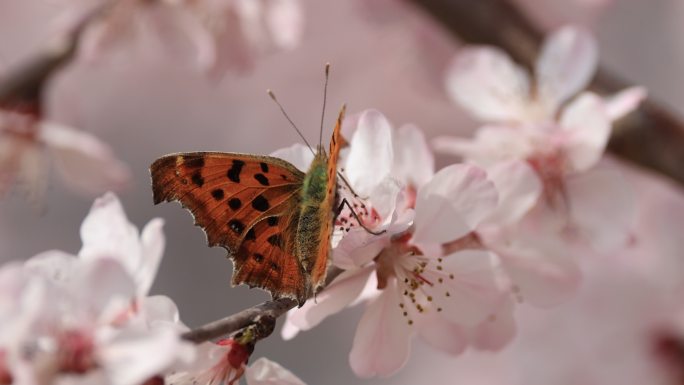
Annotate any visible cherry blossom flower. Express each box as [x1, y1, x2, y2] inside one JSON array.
[[0, 107, 130, 202], [60, 0, 303, 76], [434, 25, 644, 251], [281, 110, 514, 378], [0, 193, 193, 384], [168, 337, 305, 385]]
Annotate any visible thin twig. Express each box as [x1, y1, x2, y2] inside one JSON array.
[[181, 266, 344, 344], [0, 1, 113, 108], [409, 0, 684, 184]]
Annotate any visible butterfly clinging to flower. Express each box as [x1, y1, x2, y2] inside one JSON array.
[[149, 66, 360, 305]]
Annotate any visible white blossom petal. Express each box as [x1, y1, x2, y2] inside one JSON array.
[[559, 92, 611, 172], [466, 298, 516, 351], [392, 124, 434, 187], [41, 122, 130, 196], [264, 0, 303, 50], [565, 165, 636, 252], [137, 219, 166, 297], [604, 86, 647, 121], [415, 311, 467, 355], [536, 26, 598, 112], [270, 143, 314, 172], [245, 358, 306, 385], [99, 327, 194, 385], [413, 164, 498, 244], [446, 47, 530, 122], [433, 126, 534, 167], [421, 250, 502, 326], [283, 266, 373, 338], [491, 233, 581, 307], [483, 160, 542, 225], [349, 279, 412, 378], [78, 193, 141, 275], [345, 110, 394, 197]]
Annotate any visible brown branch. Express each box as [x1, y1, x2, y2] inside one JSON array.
[[409, 0, 684, 184], [0, 2, 113, 109], [181, 298, 296, 344], [181, 266, 344, 344]]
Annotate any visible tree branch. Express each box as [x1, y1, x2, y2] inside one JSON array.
[[181, 298, 296, 344], [181, 266, 344, 344], [0, 2, 113, 109], [409, 0, 684, 184]]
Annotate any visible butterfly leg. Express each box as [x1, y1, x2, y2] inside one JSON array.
[[336, 172, 368, 199], [335, 198, 386, 236]]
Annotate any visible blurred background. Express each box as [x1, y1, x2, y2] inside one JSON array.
[[2, 0, 684, 384]]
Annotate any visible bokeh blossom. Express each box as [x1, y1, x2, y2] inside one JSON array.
[[434, 25, 645, 252], [56, 0, 303, 77], [0, 107, 130, 202], [0, 193, 192, 384]]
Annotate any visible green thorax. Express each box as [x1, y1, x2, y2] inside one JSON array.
[[296, 148, 330, 273]]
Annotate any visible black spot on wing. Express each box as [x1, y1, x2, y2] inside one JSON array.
[[228, 220, 245, 234], [211, 189, 224, 201], [227, 160, 245, 183], [191, 171, 204, 187], [252, 195, 270, 212], [228, 198, 242, 210], [254, 173, 269, 186]]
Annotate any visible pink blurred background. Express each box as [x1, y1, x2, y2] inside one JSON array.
[[2, 0, 684, 383]]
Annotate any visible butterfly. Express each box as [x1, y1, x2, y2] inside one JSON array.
[[149, 106, 346, 306]]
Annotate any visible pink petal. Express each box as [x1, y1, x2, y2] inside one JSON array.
[[99, 327, 194, 385], [349, 279, 413, 378], [140, 295, 181, 326], [345, 110, 394, 197], [483, 160, 542, 226], [270, 143, 314, 172], [78, 193, 141, 274], [73, 258, 137, 320], [467, 298, 516, 351], [421, 250, 502, 326], [41, 122, 130, 196], [446, 47, 530, 122], [264, 0, 304, 50], [536, 26, 598, 112], [413, 164, 498, 244], [284, 266, 373, 337], [245, 358, 306, 385], [491, 233, 581, 307], [433, 125, 534, 166], [137, 218, 166, 297], [565, 165, 636, 252], [559, 92, 611, 172], [392, 124, 434, 188], [604, 86, 647, 121], [415, 311, 468, 355]]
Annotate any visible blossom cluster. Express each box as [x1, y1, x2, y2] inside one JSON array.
[[60, 0, 303, 76], [0, 193, 304, 385], [279, 25, 644, 378]]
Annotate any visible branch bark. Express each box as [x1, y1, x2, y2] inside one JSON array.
[[181, 298, 296, 344], [409, 0, 684, 184], [0, 2, 112, 109], [181, 266, 344, 344]]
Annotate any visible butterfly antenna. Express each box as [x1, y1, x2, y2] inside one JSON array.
[[268, 89, 315, 156], [319, 63, 330, 151]]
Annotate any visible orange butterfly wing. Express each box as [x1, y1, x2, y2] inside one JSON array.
[[310, 105, 345, 293], [150, 152, 309, 303]]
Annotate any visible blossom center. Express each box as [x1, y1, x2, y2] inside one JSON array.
[[57, 330, 97, 374]]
